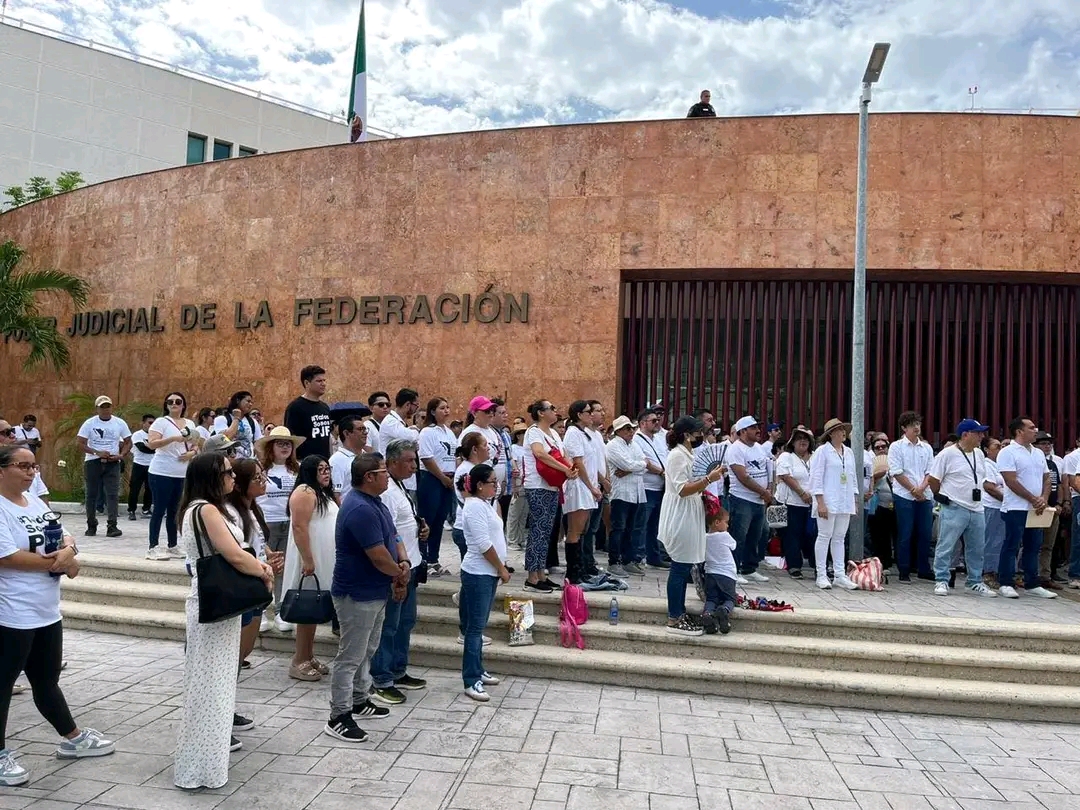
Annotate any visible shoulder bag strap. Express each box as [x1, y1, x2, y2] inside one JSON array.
[[192, 503, 212, 560]]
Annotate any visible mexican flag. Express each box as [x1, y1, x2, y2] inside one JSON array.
[[347, 0, 367, 142]]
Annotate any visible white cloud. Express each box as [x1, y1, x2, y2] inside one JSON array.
[[11, 0, 1080, 136]]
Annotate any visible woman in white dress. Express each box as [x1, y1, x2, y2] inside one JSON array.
[[808, 418, 860, 591], [283, 455, 339, 682], [561, 401, 603, 584], [174, 452, 273, 791]]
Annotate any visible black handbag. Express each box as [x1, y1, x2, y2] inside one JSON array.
[[192, 504, 272, 624], [280, 573, 336, 625]]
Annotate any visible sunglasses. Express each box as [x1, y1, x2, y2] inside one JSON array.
[[373, 401, 391, 408], [0, 428, 15, 437], [166, 398, 184, 406]]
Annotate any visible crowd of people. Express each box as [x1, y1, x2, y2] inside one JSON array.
[[2, 366, 1078, 788]]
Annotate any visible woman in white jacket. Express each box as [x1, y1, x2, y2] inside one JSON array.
[[809, 418, 860, 590]]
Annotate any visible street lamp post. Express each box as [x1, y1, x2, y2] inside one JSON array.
[[849, 42, 890, 560]]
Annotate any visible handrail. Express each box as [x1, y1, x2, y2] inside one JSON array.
[[0, 16, 398, 138]]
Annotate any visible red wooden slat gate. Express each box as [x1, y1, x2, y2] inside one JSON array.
[[619, 278, 1079, 445]]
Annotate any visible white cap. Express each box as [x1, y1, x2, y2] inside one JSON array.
[[733, 415, 758, 432], [94, 395, 113, 407]]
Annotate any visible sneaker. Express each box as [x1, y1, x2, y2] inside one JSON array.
[[966, 582, 998, 597], [274, 616, 294, 633], [746, 571, 769, 583], [12, 683, 26, 695], [934, 581, 949, 596], [736, 575, 749, 585], [629, 562, 649, 575], [717, 608, 731, 635], [352, 700, 390, 718], [84, 526, 97, 537], [167, 546, 185, 559], [523, 580, 553, 593], [701, 612, 719, 635], [648, 560, 672, 570], [229, 737, 242, 752], [898, 573, 912, 583], [259, 615, 272, 633], [56, 728, 114, 759], [106, 526, 123, 538], [999, 585, 1019, 599], [1069, 580, 1080, 590], [480, 671, 500, 686], [324, 713, 367, 742], [145, 547, 170, 561], [834, 574, 858, 590], [917, 572, 935, 581], [141, 510, 152, 518], [816, 576, 832, 590], [464, 681, 490, 702], [288, 662, 321, 682], [1052, 572, 1068, 584], [1028, 586, 1059, 599], [127, 512, 137, 522], [233, 713, 254, 731], [372, 686, 406, 706], [394, 674, 427, 691], [457, 634, 492, 646], [788, 569, 803, 579], [608, 564, 628, 578], [666, 614, 704, 637], [0, 749, 29, 786], [428, 563, 447, 578]]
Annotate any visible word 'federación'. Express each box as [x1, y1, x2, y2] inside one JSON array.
[[55, 292, 530, 338]]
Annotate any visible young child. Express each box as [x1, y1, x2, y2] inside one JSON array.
[[703, 502, 737, 635]]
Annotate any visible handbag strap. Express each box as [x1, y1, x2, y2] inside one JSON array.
[[296, 573, 322, 591], [191, 503, 212, 560]]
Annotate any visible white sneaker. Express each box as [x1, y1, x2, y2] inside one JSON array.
[[167, 546, 186, 559], [0, 749, 28, 786], [746, 572, 769, 583], [273, 616, 294, 633], [464, 681, 490, 702], [736, 575, 749, 585], [145, 547, 169, 561], [451, 591, 460, 607], [933, 581, 949, 596], [480, 671, 501, 686], [1068, 580, 1080, 590], [966, 582, 998, 597], [999, 585, 1019, 599], [816, 576, 832, 590], [457, 634, 492, 646], [1028, 586, 1058, 599], [834, 574, 859, 591], [259, 615, 272, 633], [56, 728, 115, 759]]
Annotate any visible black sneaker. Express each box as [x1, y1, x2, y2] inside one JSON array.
[[127, 512, 137, 522], [84, 526, 97, 537], [371, 686, 406, 706], [666, 614, 704, 637], [352, 700, 390, 718], [141, 510, 152, 518], [106, 526, 123, 538], [324, 713, 368, 742], [524, 580, 553, 593], [788, 569, 803, 579], [229, 736, 242, 752], [701, 612, 719, 635], [394, 674, 428, 691], [233, 713, 254, 731], [717, 609, 731, 635], [898, 573, 912, 583]]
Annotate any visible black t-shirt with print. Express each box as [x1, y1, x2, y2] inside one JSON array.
[[284, 396, 332, 460]]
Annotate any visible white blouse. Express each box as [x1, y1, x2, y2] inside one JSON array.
[[775, 451, 812, 507], [656, 445, 706, 564], [809, 443, 859, 516]]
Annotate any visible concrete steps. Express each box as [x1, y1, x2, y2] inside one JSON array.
[[59, 553, 1080, 721]]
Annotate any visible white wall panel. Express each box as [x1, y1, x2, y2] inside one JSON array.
[[2, 85, 37, 130], [0, 52, 40, 91]]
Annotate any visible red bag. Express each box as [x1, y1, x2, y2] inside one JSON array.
[[535, 434, 569, 489]]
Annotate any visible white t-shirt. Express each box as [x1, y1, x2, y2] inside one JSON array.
[[510, 444, 527, 491], [460, 497, 507, 577], [130, 429, 155, 467], [212, 414, 262, 459], [634, 431, 668, 492], [148, 417, 197, 478], [0, 493, 63, 629], [929, 446, 987, 513], [379, 411, 417, 489], [775, 451, 811, 507], [704, 530, 738, 579], [983, 458, 1005, 510], [329, 447, 356, 495], [584, 427, 608, 483], [30, 473, 49, 499], [195, 425, 212, 442], [382, 479, 422, 568], [453, 461, 476, 530], [523, 426, 564, 491], [996, 443, 1049, 513], [77, 415, 131, 461], [726, 440, 770, 505], [14, 426, 40, 444], [461, 424, 504, 484], [224, 503, 266, 560], [563, 426, 592, 477], [419, 425, 459, 474], [258, 464, 296, 524]]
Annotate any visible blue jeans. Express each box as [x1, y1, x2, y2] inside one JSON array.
[[983, 508, 1005, 575], [933, 504, 985, 585], [666, 561, 696, 620], [703, 573, 736, 615], [451, 528, 467, 560], [459, 571, 498, 687], [642, 490, 664, 564], [781, 504, 816, 571], [608, 499, 640, 565], [1070, 497, 1080, 579], [999, 510, 1043, 589], [370, 568, 419, 688], [729, 496, 765, 575], [418, 470, 454, 567], [894, 497, 933, 576], [148, 473, 185, 548]]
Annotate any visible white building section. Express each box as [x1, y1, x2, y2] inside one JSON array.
[[0, 18, 391, 194]]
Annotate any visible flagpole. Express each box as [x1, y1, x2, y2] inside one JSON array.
[[347, 0, 367, 142]]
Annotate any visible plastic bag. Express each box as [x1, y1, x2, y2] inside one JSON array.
[[507, 599, 535, 647]]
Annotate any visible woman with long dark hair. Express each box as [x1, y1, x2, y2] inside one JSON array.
[[451, 432, 490, 560], [146, 392, 198, 560], [417, 397, 458, 574], [774, 427, 817, 578], [256, 430, 302, 632], [174, 453, 273, 790], [282, 456, 339, 681], [213, 391, 262, 458], [561, 400, 603, 583], [523, 400, 577, 593]]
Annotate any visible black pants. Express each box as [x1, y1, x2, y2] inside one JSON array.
[[85, 459, 122, 527], [498, 493, 512, 530], [547, 506, 564, 568], [0, 621, 76, 749], [127, 463, 152, 514]]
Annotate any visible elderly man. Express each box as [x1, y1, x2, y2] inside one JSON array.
[[76, 396, 131, 538], [605, 415, 647, 577], [369, 439, 428, 706]]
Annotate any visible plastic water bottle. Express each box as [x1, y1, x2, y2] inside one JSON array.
[[609, 597, 619, 625], [43, 512, 64, 579]]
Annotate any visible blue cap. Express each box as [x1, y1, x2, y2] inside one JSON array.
[[956, 419, 989, 434], [766, 422, 783, 431]]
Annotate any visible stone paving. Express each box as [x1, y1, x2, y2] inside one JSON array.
[[5, 629, 1080, 810]]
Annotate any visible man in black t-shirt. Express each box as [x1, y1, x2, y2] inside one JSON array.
[[687, 89, 717, 118], [284, 365, 332, 460]]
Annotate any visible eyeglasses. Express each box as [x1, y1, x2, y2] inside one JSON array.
[[373, 401, 390, 408], [166, 398, 184, 406], [223, 469, 236, 478], [7, 462, 40, 472], [0, 428, 15, 437], [370, 469, 389, 476]]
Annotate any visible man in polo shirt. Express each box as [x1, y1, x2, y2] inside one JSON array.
[[329, 416, 369, 495], [380, 389, 420, 490], [887, 411, 935, 581], [634, 409, 669, 569], [726, 416, 773, 583], [996, 416, 1055, 599], [366, 391, 391, 451], [927, 419, 997, 597], [325, 453, 411, 743]]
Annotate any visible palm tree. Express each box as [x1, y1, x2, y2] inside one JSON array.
[[0, 240, 90, 372]]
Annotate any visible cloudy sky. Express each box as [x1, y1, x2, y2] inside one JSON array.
[[10, 0, 1080, 136]]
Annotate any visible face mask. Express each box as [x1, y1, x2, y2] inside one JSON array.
[[690, 435, 704, 449]]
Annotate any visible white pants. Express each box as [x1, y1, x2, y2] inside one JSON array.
[[815, 513, 852, 581]]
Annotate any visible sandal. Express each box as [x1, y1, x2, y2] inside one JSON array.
[[288, 661, 322, 682], [309, 658, 329, 676]]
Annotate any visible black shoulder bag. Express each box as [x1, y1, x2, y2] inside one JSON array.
[[192, 504, 272, 623]]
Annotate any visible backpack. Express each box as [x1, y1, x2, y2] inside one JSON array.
[[846, 557, 885, 591], [559, 583, 588, 649]]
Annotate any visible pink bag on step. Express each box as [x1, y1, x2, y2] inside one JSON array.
[[559, 583, 588, 649]]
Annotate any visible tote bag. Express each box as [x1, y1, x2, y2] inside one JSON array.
[[192, 504, 272, 624]]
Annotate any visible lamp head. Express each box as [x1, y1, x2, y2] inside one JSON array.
[[862, 42, 891, 84]]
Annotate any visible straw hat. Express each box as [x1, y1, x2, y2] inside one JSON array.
[[818, 418, 853, 442], [254, 425, 305, 453]]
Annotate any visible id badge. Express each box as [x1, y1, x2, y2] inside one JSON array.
[[839, 473, 848, 484]]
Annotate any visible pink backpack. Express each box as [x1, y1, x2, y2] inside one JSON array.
[[559, 583, 588, 649]]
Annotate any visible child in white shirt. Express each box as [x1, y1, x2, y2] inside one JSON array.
[[703, 505, 737, 635]]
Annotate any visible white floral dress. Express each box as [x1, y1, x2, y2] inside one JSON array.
[[173, 500, 245, 790]]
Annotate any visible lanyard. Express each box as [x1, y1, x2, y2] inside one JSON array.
[[392, 476, 418, 519], [832, 446, 847, 474], [958, 448, 979, 484]]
